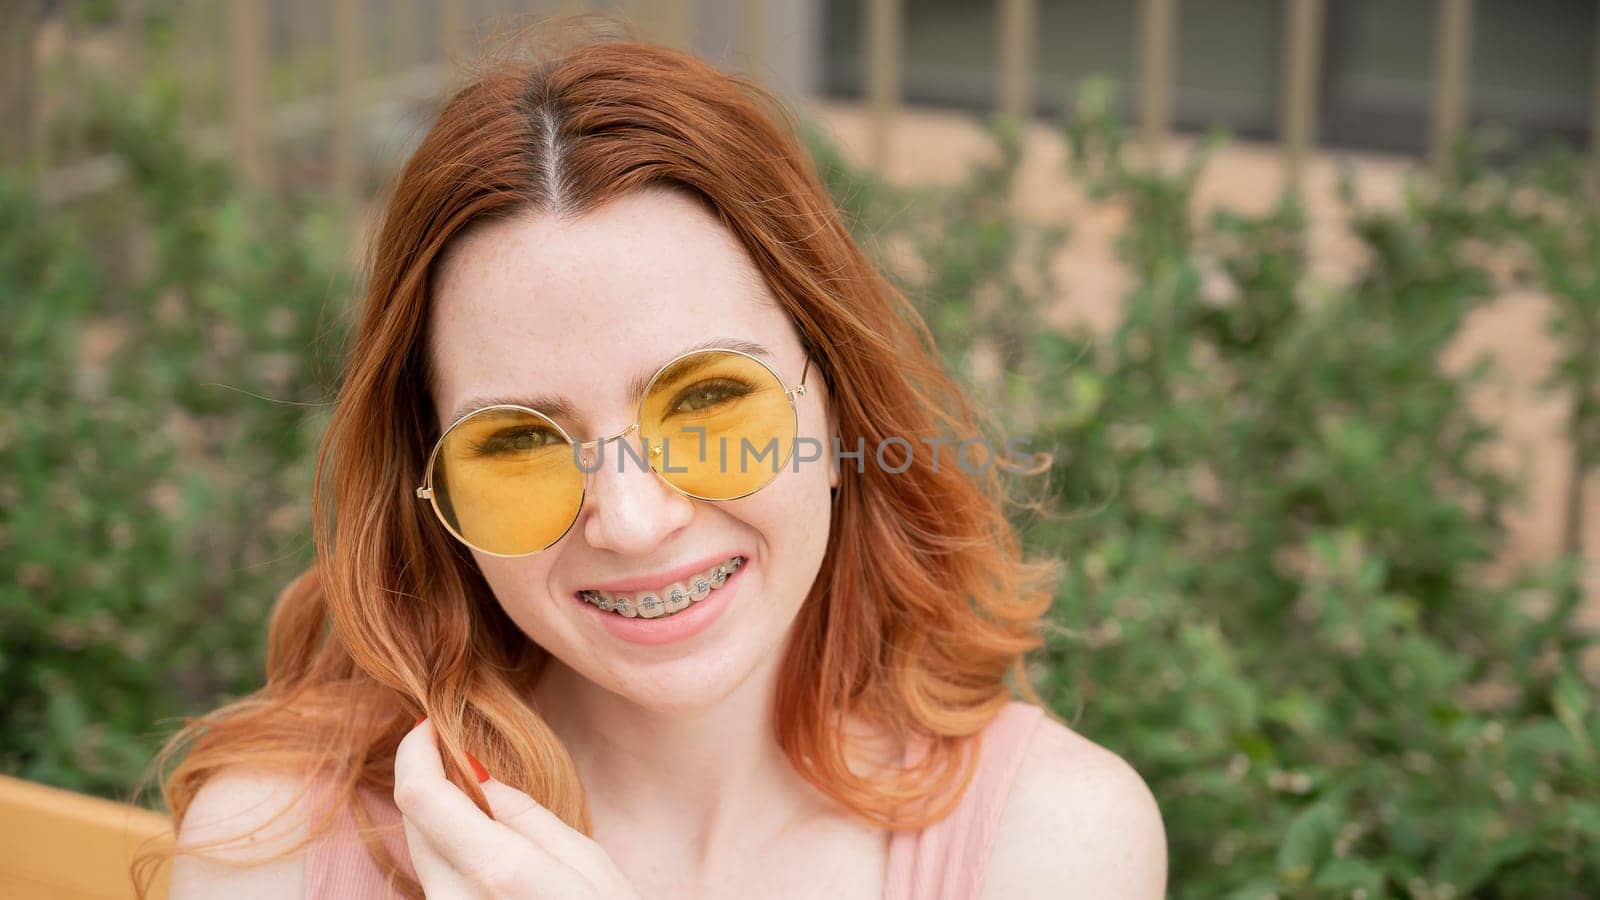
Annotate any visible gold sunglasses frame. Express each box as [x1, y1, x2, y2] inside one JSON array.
[[415, 347, 813, 558]]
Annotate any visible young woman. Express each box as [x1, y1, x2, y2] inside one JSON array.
[[139, 19, 1165, 900]]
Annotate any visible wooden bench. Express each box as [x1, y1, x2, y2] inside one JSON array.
[[0, 774, 172, 899]]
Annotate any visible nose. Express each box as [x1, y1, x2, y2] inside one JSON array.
[[580, 428, 695, 554]]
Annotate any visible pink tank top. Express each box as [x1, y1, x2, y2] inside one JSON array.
[[305, 701, 1045, 898]]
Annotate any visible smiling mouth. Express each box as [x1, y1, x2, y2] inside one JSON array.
[[576, 555, 745, 619]]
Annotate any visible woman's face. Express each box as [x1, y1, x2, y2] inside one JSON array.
[[426, 187, 836, 712]]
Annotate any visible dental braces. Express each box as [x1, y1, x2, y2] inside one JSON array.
[[585, 557, 744, 614]]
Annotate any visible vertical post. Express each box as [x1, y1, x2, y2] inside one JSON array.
[[866, 0, 902, 174], [391, 0, 421, 77], [177, 0, 210, 135], [0, 0, 41, 177], [61, 1, 88, 169], [737, 0, 768, 81], [1138, 0, 1177, 161], [618, 0, 691, 48], [289, 0, 321, 109], [1429, 0, 1473, 178], [120, 0, 147, 80], [1590, 4, 1600, 191], [228, 0, 270, 188], [440, 0, 466, 71], [333, 0, 362, 215], [996, 0, 1035, 124], [1280, 0, 1324, 191], [654, 0, 694, 51], [291, 0, 321, 54]]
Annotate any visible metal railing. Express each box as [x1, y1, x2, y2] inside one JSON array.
[[4, 1, 1598, 207], [1, 0, 736, 210]]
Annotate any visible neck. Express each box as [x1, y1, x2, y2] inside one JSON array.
[[529, 649, 824, 875]]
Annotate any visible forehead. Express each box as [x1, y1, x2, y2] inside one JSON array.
[[426, 188, 793, 431]]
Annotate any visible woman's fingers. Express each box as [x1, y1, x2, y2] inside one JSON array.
[[401, 813, 493, 898], [480, 780, 606, 869], [395, 718, 582, 896], [479, 781, 640, 897]]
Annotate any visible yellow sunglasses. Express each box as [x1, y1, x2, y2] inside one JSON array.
[[416, 347, 812, 557]]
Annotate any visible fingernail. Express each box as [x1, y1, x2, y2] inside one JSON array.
[[412, 715, 486, 781], [466, 752, 490, 783]]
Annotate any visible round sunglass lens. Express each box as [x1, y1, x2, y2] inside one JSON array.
[[638, 350, 798, 500], [429, 407, 583, 556]]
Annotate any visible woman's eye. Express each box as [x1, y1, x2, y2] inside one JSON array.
[[475, 427, 558, 455], [672, 379, 751, 413]]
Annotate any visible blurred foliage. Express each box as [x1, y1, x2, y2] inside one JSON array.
[[0, 75, 348, 799], [3, 61, 1597, 898], [813, 79, 1600, 898]]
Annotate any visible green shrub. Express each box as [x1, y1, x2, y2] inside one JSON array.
[[811, 84, 1600, 897], [0, 79, 348, 800]]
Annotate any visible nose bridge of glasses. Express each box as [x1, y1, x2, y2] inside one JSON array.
[[575, 420, 643, 461]]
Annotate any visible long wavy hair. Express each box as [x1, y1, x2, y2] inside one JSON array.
[[132, 15, 1059, 898]]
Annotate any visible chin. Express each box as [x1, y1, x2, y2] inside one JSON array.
[[601, 641, 768, 713]]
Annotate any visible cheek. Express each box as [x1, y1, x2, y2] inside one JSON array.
[[738, 467, 833, 590], [472, 557, 564, 633]]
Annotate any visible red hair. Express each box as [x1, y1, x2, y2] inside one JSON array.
[[133, 15, 1059, 898]]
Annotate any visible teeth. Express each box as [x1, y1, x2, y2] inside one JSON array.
[[688, 576, 712, 602], [580, 556, 743, 619]]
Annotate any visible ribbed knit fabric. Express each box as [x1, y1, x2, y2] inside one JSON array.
[[881, 701, 1046, 900], [304, 701, 1045, 898]]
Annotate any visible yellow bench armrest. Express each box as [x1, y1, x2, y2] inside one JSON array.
[[0, 774, 173, 900]]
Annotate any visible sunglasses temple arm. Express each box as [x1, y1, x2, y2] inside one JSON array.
[[790, 355, 812, 399]]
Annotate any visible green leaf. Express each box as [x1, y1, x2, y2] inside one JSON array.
[[1277, 802, 1340, 880], [1312, 857, 1384, 892]]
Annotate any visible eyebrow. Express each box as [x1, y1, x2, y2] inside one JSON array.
[[446, 337, 775, 427]]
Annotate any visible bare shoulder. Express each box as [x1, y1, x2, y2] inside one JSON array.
[[167, 767, 314, 899], [981, 710, 1168, 899]]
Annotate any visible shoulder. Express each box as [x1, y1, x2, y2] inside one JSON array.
[[167, 767, 314, 899], [981, 708, 1167, 899]]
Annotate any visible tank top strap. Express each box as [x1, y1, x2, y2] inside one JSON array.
[[302, 773, 415, 898], [882, 701, 1047, 900]]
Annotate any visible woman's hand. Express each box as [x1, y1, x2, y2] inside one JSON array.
[[394, 717, 641, 899]]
